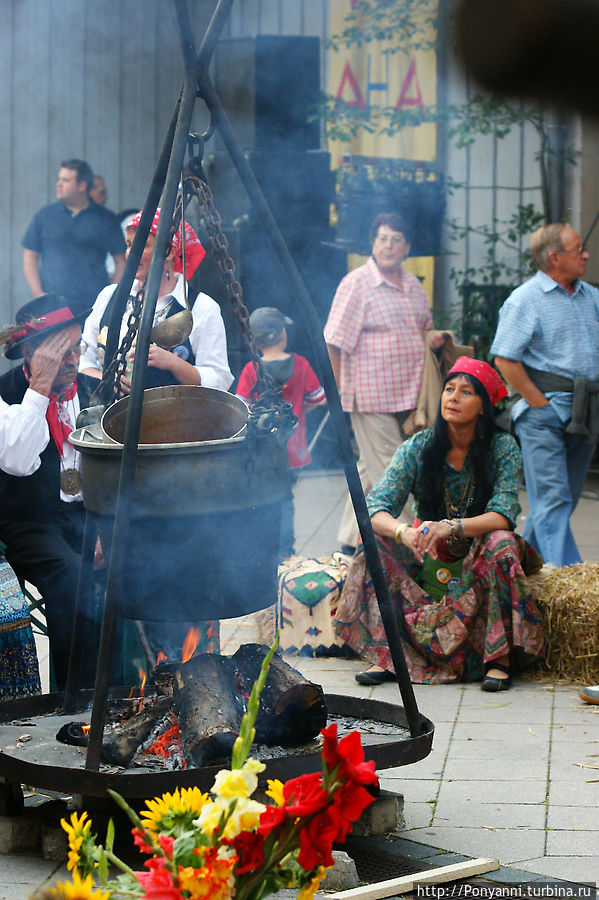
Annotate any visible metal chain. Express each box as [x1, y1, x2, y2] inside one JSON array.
[[90, 157, 297, 447], [187, 170, 297, 444], [90, 290, 145, 405]]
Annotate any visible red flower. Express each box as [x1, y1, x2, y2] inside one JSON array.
[[321, 725, 378, 788], [333, 783, 376, 841], [131, 828, 154, 854], [321, 723, 340, 770], [297, 805, 340, 870], [258, 805, 286, 836], [136, 857, 183, 900], [229, 830, 265, 875], [159, 834, 174, 858], [282, 772, 328, 818]]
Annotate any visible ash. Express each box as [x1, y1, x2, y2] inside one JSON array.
[[250, 713, 409, 761], [330, 713, 410, 738]]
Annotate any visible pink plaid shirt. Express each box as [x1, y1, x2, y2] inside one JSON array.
[[324, 257, 432, 413]]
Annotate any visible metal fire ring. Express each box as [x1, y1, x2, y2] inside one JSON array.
[[0, 690, 433, 800]]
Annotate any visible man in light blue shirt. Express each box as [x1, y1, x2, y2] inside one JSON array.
[[491, 223, 599, 566]]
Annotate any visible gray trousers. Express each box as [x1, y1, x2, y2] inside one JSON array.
[[337, 410, 411, 548]]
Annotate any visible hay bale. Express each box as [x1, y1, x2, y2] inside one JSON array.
[[528, 562, 599, 684]]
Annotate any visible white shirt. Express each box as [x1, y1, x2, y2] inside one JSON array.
[[80, 275, 233, 391], [0, 386, 82, 503], [0, 389, 50, 476]]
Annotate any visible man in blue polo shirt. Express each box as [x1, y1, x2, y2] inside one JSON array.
[[22, 159, 126, 315], [491, 223, 599, 566]]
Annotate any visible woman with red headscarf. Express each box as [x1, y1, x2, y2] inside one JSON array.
[[80, 209, 232, 392], [335, 357, 545, 690]]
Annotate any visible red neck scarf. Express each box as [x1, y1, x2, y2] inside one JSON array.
[[24, 366, 78, 456]]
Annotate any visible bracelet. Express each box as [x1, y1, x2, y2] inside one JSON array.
[[394, 523, 409, 544], [441, 518, 456, 535], [455, 518, 464, 537]]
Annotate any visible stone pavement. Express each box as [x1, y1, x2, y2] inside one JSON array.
[[2, 469, 598, 899]]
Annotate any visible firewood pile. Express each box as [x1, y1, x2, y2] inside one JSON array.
[[101, 643, 327, 769]]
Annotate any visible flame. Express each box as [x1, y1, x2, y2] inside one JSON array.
[[181, 627, 201, 664], [138, 667, 147, 714], [81, 724, 91, 736], [156, 651, 168, 666]]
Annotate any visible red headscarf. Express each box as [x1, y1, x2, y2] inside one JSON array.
[[127, 209, 206, 279], [446, 356, 508, 406]]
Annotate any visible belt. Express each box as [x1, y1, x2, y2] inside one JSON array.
[[524, 365, 599, 444]]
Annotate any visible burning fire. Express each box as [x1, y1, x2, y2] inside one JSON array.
[[156, 651, 168, 666], [81, 724, 91, 736], [181, 627, 201, 664], [138, 668, 147, 714]]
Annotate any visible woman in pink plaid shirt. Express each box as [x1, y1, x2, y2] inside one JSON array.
[[325, 212, 444, 552]]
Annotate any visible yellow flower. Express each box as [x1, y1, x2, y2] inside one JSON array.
[[60, 812, 92, 872], [140, 786, 210, 835], [298, 866, 327, 900], [195, 796, 266, 839], [51, 870, 109, 900], [265, 778, 285, 806], [211, 758, 265, 800]]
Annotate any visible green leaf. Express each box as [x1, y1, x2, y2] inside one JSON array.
[[105, 819, 115, 854], [232, 634, 279, 769]]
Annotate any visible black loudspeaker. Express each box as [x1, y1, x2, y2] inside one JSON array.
[[235, 225, 347, 362], [334, 157, 446, 258], [205, 150, 333, 235], [212, 36, 321, 151]]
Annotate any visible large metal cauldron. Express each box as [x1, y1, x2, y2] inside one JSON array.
[[70, 386, 291, 621]]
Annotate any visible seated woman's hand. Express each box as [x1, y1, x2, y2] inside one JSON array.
[[411, 519, 453, 562]]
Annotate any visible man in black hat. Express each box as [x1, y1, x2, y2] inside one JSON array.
[[0, 293, 99, 689]]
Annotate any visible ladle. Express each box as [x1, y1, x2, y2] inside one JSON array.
[[150, 300, 193, 349]]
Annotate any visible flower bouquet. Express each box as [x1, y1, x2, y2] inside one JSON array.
[[54, 641, 378, 900]]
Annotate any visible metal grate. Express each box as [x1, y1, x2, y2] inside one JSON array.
[[342, 836, 431, 883]]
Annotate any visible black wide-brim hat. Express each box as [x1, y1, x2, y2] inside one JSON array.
[[3, 293, 92, 360]]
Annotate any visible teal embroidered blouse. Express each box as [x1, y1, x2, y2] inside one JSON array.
[[366, 429, 522, 527]]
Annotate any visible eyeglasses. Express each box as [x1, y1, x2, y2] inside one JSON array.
[[557, 246, 587, 256], [375, 233, 407, 246], [62, 339, 87, 359]]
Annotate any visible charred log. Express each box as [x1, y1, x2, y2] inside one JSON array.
[[102, 695, 171, 767], [173, 654, 243, 768], [232, 644, 327, 746]]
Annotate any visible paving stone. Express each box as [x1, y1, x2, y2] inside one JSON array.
[[411, 826, 546, 866], [549, 780, 599, 807], [550, 722, 597, 742], [456, 700, 553, 725], [320, 851, 359, 891], [548, 760, 599, 782], [546, 804, 599, 830], [433, 798, 546, 830], [352, 789, 405, 835], [0, 809, 41, 855], [437, 779, 548, 805], [443, 756, 547, 782], [400, 801, 434, 830], [379, 776, 439, 803], [481, 864, 557, 884], [516, 856, 599, 883], [546, 830, 599, 856], [41, 820, 68, 862], [448, 737, 550, 761], [452, 721, 551, 743], [549, 739, 599, 763]]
